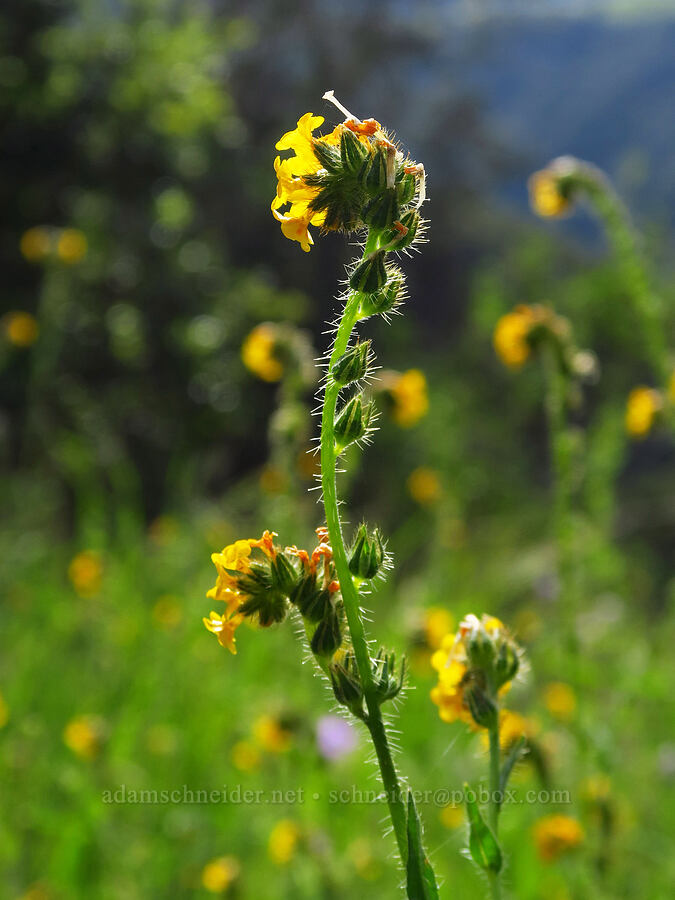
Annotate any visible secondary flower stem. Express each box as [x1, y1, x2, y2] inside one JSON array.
[[488, 722, 502, 900], [319, 234, 409, 864]]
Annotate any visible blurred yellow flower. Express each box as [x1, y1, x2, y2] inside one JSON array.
[[241, 324, 283, 382], [4, 312, 39, 347], [231, 740, 261, 772], [580, 773, 611, 803], [407, 466, 442, 505], [348, 838, 382, 881], [253, 714, 292, 753], [152, 595, 183, 629], [423, 607, 454, 650], [533, 814, 584, 861], [528, 170, 571, 218], [668, 370, 675, 405], [389, 369, 429, 427], [68, 550, 103, 597], [480, 709, 536, 751], [267, 819, 301, 865], [493, 305, 537, 369], [439, 803, 464, 829], [625, 386, 661, 438], [543, 682, 577, 722], [20, 226, 51, 261], [201, 856, 240, 893], [16, 884, 51, 900], [56, 228, 88, 264], [63, 715, 105, 760], [0, 689, 9, 728]]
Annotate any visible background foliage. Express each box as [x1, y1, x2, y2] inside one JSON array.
[[1, 1, 674, 898]]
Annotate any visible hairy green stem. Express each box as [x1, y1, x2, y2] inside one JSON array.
[[488, 722, 502, 900], [319, 236, 409, 864], [583, 176, 668, 384]]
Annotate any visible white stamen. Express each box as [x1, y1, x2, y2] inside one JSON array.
[[323, 90, 361, 124]]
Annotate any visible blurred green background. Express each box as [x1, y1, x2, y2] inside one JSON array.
[[1, 1, 674, 898]]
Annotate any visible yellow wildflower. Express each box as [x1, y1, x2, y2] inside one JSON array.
[[231, 740, 261, 772], [543, 682, 577, 722], [20, 226, 51, 261], [3, 311, 39, 347], [493, 305, 538, 369], [252, 714, 292, 753], [528, 169, 571, 218], [56, 228, 87, 264], [268, 819, 301, 865], [407, 466, 442, 505], [0, 689, 9, 728], [272, 112, 331, 252], [668, 370, 675, 405], [203, 609, 245, 655], [201, 856, 240, 893], [63, 715, 105, 760], [431, 614, 517, 726], [580, 774, 611, 803], [533, 814, 584, 861], [389, 369, 429, 427], [241, 324, 283, 382], [625, 386, 662, 438], [68, 550, 103, 597]]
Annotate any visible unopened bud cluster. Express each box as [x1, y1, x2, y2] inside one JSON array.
[[330, 646, 405, 720]]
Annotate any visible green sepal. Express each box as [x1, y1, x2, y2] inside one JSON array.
[[329, 650, 365, 718], [406, 791, 440, 899], [348, 524, 385, 580], [311, 138, 341, 173], [349, 252, 387, 295], [464, 786, 502, 873], [372, 648, 406, 704], [465, 684, 498, 730], [334, 395, 371, 449], [358, 270, 404, 317], [290, 573, 332, 623], [362, 144, 388, 191], [237, 590, 288, 628], [270, 552, 299, 596], [340, 128, 369, 174], [331, 340, 371, 386], [397, 172, 416, 205], [310, 610, 342, 658], [363, 188, 399, 229], [383, 209, 420, 249]]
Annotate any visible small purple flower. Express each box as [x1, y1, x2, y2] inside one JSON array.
[[316, 715, 358, 761]]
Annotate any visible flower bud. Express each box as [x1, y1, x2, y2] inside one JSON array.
[[396, 172, 416, 205], [465, 684, 498, 730], [372, 648, 405, 704], [348, 524, 385, 581], [358, 270, 404, 318], [334, 395, 372, 449], [330, 650, 365, 717], [349, 252, 387, 295], [270, 552, 299, 596], [311, 137, 341, 173], [363, 189, 399, 230], [311, 610, 342, 658], [360, 144, 388, 190], [340, 128, 369, 174], [237, 564, 288, 627], [383, 209, 420, 250], [290, 572, 332, 623], [331, 341, 371, 386]]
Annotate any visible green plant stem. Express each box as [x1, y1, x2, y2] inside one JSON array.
[[488, 722, 502, 900], [319, 234, 409, 864]]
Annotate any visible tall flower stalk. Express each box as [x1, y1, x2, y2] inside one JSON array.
[[204, 94, 438, 896]]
